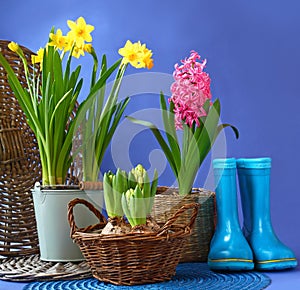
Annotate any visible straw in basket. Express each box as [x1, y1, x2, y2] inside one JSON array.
[[68, 198, 199, 286]]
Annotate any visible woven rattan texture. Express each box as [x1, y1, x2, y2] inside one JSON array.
[[0, 254, 92, 281], [0, 40, 41, 256], [68, 198, 199, 286], [152, 186, 216, 263]]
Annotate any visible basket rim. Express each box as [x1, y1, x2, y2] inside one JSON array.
[[72, 223, 190, 242], [68, 198, 199, 243], [156, 186, 215, 195]]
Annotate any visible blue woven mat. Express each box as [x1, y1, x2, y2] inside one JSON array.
[[23, 263, 271, 290]]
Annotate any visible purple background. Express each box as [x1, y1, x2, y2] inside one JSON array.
[[1, 0, 299, 282]]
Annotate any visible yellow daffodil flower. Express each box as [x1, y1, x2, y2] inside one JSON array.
[[118, 40, 141, 67], [48, 29, 67, 50], [67, 16, 94, 48], [61, 35, 74, 53], [31, 48, 44, 65], [142, 48, 154, 69], [8, 42, 20, 53], [118, 40, 154, 69], [83, 43, 93, 54], [72, 45, 85, 58]]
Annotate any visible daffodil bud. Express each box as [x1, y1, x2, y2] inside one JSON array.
[[8, 42, 19, 53], [84, 43, 93, 54], [31, 48, 44, 66]]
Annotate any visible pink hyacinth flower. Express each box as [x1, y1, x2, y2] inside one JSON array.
[[170, 50, 212, 130]]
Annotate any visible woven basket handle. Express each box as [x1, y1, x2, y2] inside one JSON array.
[[67, 198, 107, 238], [157, 203, 200, 236]]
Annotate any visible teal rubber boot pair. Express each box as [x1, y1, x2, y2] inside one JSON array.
[[208, 158, 297, 271]]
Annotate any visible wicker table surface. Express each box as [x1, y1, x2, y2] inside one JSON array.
[[0, 255, 92, 282]]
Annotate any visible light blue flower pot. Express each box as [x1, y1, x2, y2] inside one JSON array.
[[32, 182, 102, 262]]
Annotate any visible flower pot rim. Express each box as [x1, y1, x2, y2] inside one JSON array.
[[40, 185, 80, 191], [32, 182, 81, 193]]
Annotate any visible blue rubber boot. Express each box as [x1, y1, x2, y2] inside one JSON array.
[[208, 158, 254, 271], [237, 157, 298, 270]]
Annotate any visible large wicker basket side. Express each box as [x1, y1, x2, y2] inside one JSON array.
[[0, 40, 41, 256], [151, 186, 216, 262]]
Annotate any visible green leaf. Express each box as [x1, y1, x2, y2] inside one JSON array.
[[127, 116, 179, 178], [121, 193, 134, 225], [99, 98, 130, 161], [178, 99, 221, 194], [203, 99, 211, 114], [128, 171, 137, 189], [215, 123, 239, 140], [160, 94, 181, 173], [87, 59, 121, 102], [104, 173, 115, 217], [150, 169, 158, 197]]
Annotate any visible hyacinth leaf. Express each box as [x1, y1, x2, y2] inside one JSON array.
[[151, 169, 158, 197], [142, 171, 151, 214], [121, 189, 136, 226], [167, 98, 178, 143], [196, 99, 240, 167], [178, 124, 200, 194], [194, 99, 221, 164], [103, 171, 124, 218], [143, 171, 151, 198], [160, 94, 181, 171], [115, 169, 128, 195], [148, 169, 158, 213], [128, 171, 137, 189], [121, 192, 130, 223], [111, 172, 125, 217], [133, 186, 147, 226], [182, 123, 193, 168], [126, 116, 178, 177], [215, 123, 239, 141], [121, 191, 134, 226], [177, 99, 221, 195], [202, 99, 211, 115], [121, 186, 147, 227], [103, 172, 116, 217]]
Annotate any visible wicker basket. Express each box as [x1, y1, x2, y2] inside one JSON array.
[[0, 40, 41, 256], [151, 186, 216, 263], [68, 198, 199, 286]]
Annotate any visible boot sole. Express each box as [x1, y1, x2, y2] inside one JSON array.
[[255, 258, 298, 270], [208, 258, 254, 271]]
